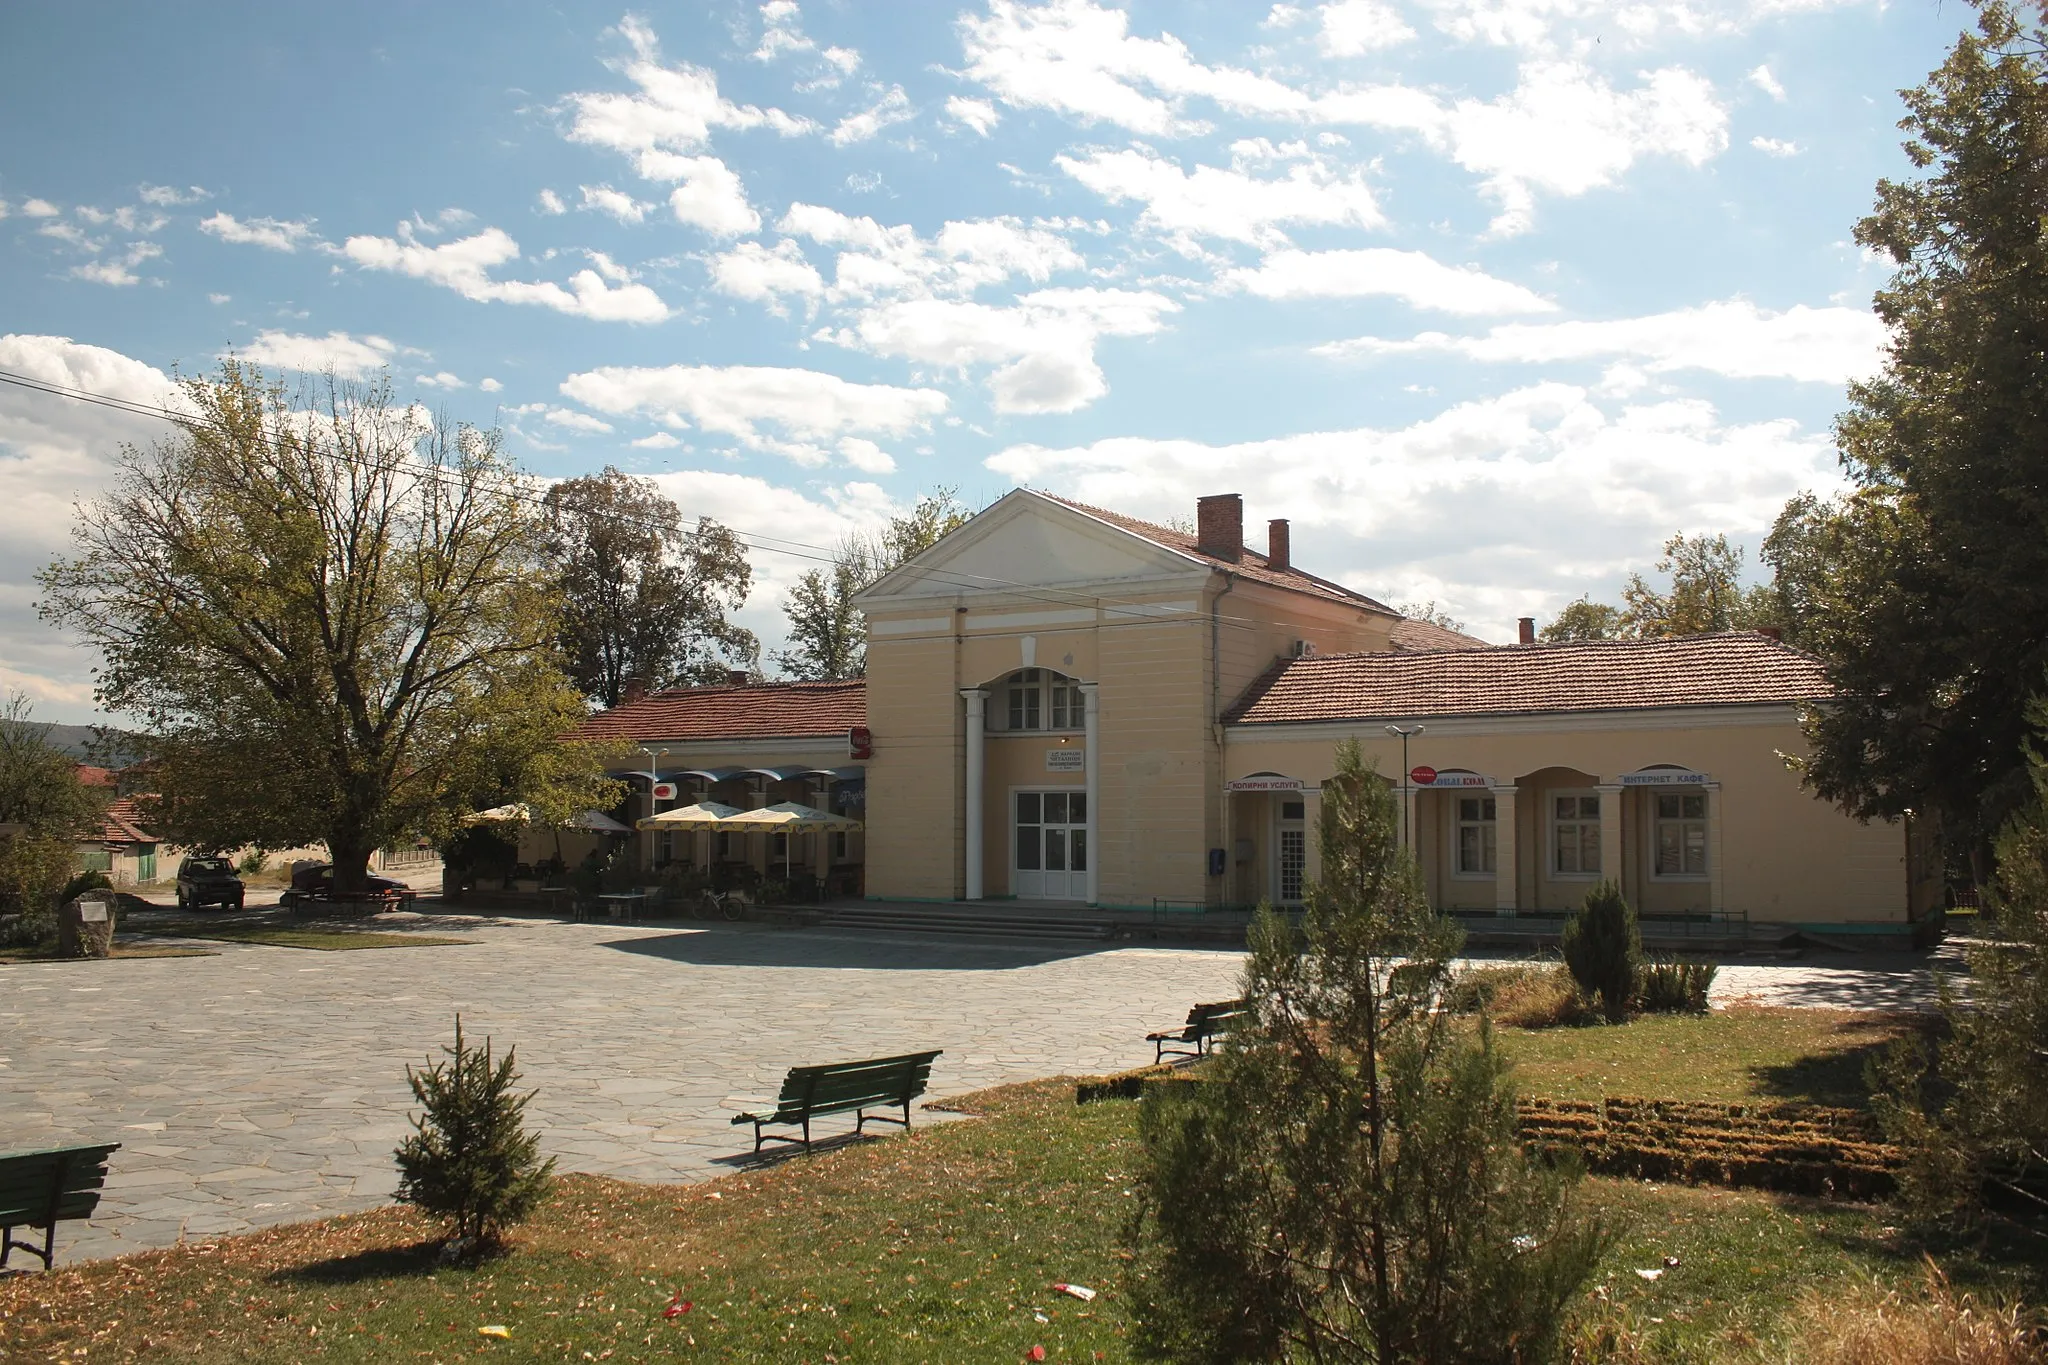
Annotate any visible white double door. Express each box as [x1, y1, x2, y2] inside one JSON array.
[[1013, 789, 1088, 900]]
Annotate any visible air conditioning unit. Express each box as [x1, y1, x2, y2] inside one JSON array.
[[1291, 639, 1319, 659]]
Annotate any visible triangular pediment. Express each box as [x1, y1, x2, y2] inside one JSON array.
[[857, 489, 1206, 602]]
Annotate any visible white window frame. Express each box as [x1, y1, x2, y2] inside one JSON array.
[[994, 668, 1085, 734], [1549, 789, 1603, 880], [1651, 789, 1711, 880], [1274, 797, 1308, 904], [1451, 795, 1497, 879]]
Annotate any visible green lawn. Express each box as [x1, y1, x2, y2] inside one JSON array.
[[2, 1073, 2035, 1363], [1495, 1007, 1922, 1109]]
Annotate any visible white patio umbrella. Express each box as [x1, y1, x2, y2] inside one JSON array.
[[635, 800, 744, 830]]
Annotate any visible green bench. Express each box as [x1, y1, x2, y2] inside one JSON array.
[[1146, 999, 1247, 1063], [1, 1142, 121, 1271], [730, 1051, 942, 1154]]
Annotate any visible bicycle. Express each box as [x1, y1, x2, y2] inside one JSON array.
[[695, 888, 748, 922]]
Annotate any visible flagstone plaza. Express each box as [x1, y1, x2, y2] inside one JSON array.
[[1, 912, 1944, 1267]]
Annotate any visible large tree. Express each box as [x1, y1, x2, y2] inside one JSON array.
[[39, 363, 614, 894], [775, 488, 971, 680], [1801, 0, 2048, 867], [543, 467, 757, 707], [0, 693, 107, 923]]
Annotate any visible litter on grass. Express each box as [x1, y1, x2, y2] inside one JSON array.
[[478, 1324, 511, 1338], [1053, 1282, 1098, 1302], [1635, 1269, 1664, 1281]]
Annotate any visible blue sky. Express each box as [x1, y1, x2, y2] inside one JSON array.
[[1, 0, 1960, 721]]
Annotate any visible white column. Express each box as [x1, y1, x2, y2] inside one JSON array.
[[1079, 682, 1100, 906], [1706, 781, 1725, 915], [1493, 784, 1519, 915], [1596, 783, 1624, 892], [961, 688, 987, 901]]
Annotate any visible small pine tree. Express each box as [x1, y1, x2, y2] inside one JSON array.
[[395, 1016, 556, 1248], [1562, 880, 1641, 1023], [1133, 740, 1608, 1363]]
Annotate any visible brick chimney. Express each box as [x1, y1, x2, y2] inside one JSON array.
[[1267, 518, 1291, 573], [726, 669, 750, 687], [1518, 617, 1536, 645], [1196, 493, 1244, 562], [622, 677, 648, 705], [1757, 626, 1783, 641]]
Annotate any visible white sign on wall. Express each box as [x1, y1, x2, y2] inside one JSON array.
[[1621, 770, 1710, 786], [1226, 775, 1305, 792], [1046, 749, 1085, 772]]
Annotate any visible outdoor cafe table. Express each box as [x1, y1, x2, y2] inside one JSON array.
[[597, 891, 648, 921]]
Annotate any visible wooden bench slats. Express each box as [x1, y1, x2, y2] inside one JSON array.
[[734, 1051, 941, 1154], [1, 1142, 120, 1272], [1145, 999, 1246, 1063]]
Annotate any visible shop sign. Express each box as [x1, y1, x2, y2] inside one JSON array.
[[1621, 769, 1709, 786], [651, 781, 678, 800], [1415, 770, 1491, 788], [1046, 749, 1085, 772], [1409, 765, 1437, 785], [1226, 775, 1305, 792]]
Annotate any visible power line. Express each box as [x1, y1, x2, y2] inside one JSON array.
[[0, 365, 1393, 651]]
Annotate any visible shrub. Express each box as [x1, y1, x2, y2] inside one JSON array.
[[1445, 962, 1540, 1013], [58, 868, 112, 904], [1133, 740, 1608, 1364], [1636, 957, 1716, 1013], [1562, 880, 1641, 1023], [1493, 963, 1594, 1029], [235, 849, 268, 877], [394, 1016, 555, 1249]]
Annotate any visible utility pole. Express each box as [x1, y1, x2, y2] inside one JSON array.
[[1384, 724, 1425, 853]]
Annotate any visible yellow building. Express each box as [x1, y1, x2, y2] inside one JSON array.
[[584, 488, 1938, 940]]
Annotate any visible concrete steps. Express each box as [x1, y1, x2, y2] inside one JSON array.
[[818, 903, 1117, 942]]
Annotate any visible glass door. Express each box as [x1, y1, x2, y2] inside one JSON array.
[[1276, 799, 1306, 904], [1014, 790, 1088, 899]]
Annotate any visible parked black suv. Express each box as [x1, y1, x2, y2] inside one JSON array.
[[176, 856, 245, 911]]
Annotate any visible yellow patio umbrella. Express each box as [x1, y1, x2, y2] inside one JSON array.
[[635, 800, 744, 830], [721, 802, 864, 878]]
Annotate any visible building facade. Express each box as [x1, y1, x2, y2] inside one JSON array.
[[581, 488, 1936, 935]]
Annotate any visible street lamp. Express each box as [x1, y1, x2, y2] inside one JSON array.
[[639, 746, 670, 870], [1384, 724, 1425, 852]]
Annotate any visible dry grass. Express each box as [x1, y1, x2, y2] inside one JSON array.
[[1490, 962, 1592, 1029], [1792, 1270, 2046, 1365]]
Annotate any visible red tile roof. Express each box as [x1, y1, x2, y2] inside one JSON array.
[[1226, 632, 1831, 726], [1389, 617, 1490, 651], [92, 797, 155, 845], [573, 680, 867, 745], [1038, 492, 1398, 615], [73, 764, 116, 788]]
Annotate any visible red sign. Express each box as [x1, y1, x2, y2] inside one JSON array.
[[1409, 765, 1437, 786], [849, 725, 873, 760], [651, 781, 677, 801]]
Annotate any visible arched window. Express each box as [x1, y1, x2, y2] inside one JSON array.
[[992, 668, 1083, 732]]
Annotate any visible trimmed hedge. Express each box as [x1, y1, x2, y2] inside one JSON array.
[[1518, 1095, 1898, 1200]]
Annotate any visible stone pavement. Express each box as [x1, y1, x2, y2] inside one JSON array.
[[1, 915, 1245, 1265], [0, 910, 1951, 1268]]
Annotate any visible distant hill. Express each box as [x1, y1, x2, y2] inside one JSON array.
[[39, 723, 149, 767]]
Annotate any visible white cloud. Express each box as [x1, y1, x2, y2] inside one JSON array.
[[1428, 62, 1728, 235], [544, 407, 615, 434], [710, 239, 827, 306], [341, 224, 671, 322], [71, 242, 163, 287], [1418, 0, 1858, 54], [1318, 0, 1416, 54], [138, 183, 211, 206], [22, 199, 59, 218], [659, 156, 762, 236], [837, 436, 896, 472], [0, 335, 186, 716], [1318, 299, 1886, 383], [831, 85, 915, 146], [560, 362, 949, 462], [946, 95, 1002, 136], [561, 15, 814, 182], [820, 286, 1179, 414], [200, 211, 320, 252], [984, 381, 1846, 641], [479, 377, 504, 393], [1751, 135, 1801, 157], [538, 188, 568, 215], [208, 292, 230, 305], [753, 0, 812, 61], [824, 46, 861, 74], [1749, 64, 1786, 100], [239, 329, 397, 378], [630, 431, 682, 449], [1056, 145, 1382, 247], [417, 371, 466, 389], [776, 204, 1085, 300], [1225, 247, 1557, 314], [579, 184, 653, 224]]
